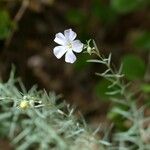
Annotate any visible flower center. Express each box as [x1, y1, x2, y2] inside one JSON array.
[[67, 43, 72, 49]]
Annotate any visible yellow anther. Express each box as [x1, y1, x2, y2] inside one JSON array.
[[19, 100, 29, 110], [67, 43, 72, 49]]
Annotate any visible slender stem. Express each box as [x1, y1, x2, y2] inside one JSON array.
[[91, 42, 146, 147]]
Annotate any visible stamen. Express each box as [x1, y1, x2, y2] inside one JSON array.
[[67, 43, 72, 49]]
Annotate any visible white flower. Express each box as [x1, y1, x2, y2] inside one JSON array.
[[53, 29, 84, 63]]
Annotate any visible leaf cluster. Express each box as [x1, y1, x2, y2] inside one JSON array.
[[0, 70, 103, 150]]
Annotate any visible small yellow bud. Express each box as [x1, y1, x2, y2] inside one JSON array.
[[19, 100, 29, 110]]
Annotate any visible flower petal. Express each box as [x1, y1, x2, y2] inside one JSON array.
[[72, 40, 83, 53], [64, 29, 77, 41], [53, 46, 67, 59], [65, 50, 76, 63], [54, 33, 66, 45]]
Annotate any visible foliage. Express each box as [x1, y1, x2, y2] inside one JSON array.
[[110, 0, 142, 14], [0, 10, 15, 40], [133, 31, 150, 51], [92, 0, 117, 24], [0, 70, 104, 150], [0, 1, 150, 150], [122, 55, 146, 80], [85, 40, 150, 149], [66, 9, 86, 25]]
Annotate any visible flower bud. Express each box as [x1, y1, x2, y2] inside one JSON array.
[[19, 100, 29, 110], [87, 46, 92, 55]]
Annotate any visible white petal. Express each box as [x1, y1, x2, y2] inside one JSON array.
[[64, 29, 77, 41], [54, 33, 66, 45], [72, 40, 83, 53], [65, 50, 76, 63], [53, 46, 67, 59]]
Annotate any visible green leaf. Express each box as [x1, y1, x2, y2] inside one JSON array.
[[133, 32, 150, 50], [111, 0, 141, 14], [74, 53, 90, 71], [95, 79, 119, 100], [95, 79, 110, 100], [66, 9, 85, 25], [92, 0, 117, 24], [141, 84, 150, 93], [0, 10, 14, 40], [107, 105, 129, 130], [122, 55, 146, 80]]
